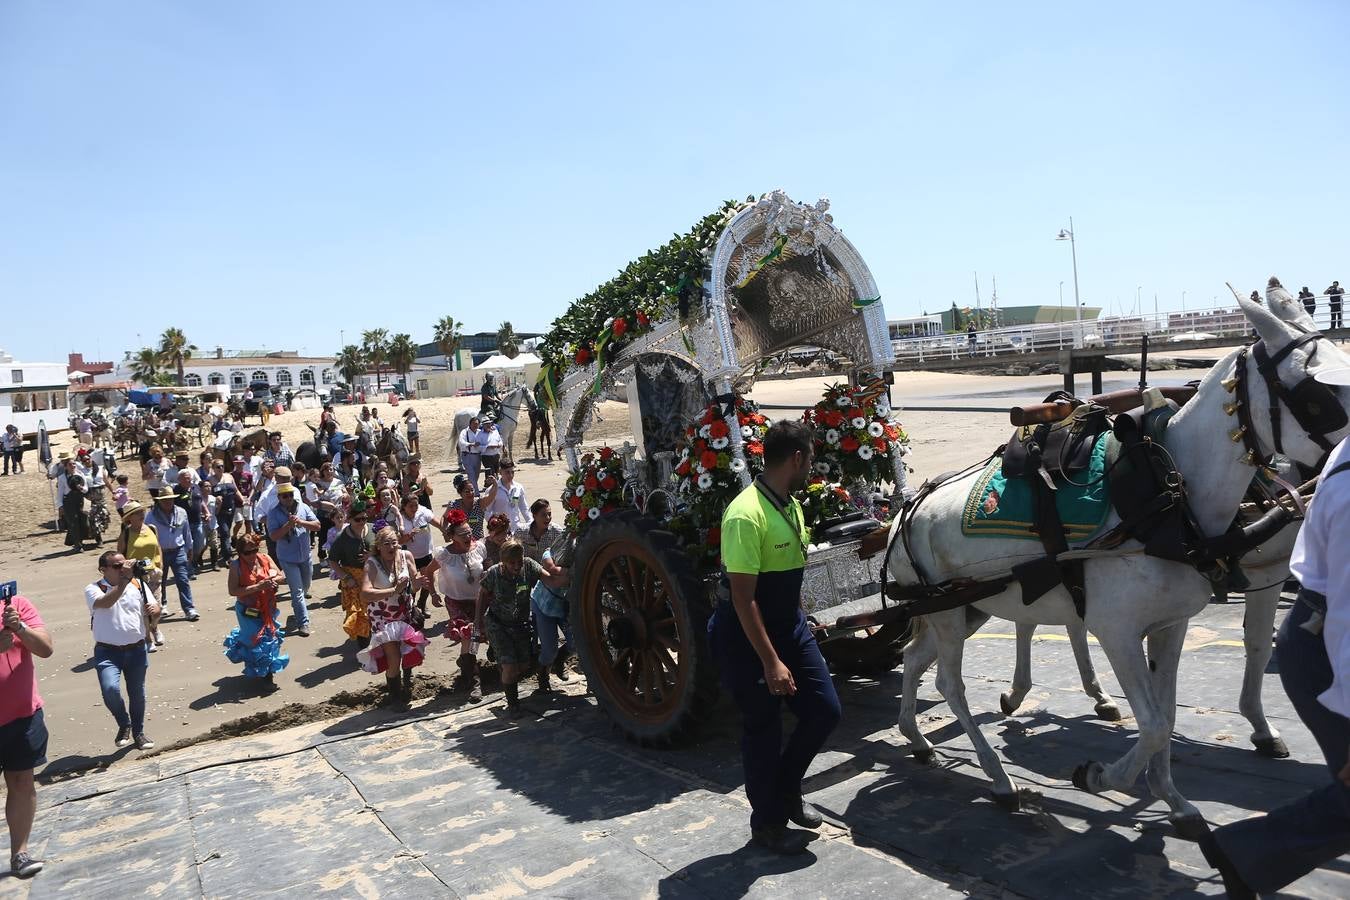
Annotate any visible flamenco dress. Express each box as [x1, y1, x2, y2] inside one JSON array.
[[356, 550, 429, 674], [223, 553, 290, 677]]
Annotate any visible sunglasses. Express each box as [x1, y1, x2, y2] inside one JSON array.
[[102, 561, 129, 569], [240, 548, 258, 555]]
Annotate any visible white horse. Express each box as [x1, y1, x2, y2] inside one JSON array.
[[888, 286, 1350, 835], [1001, 509, 1300, 757], [1000, 279, 1324, 759], [452, 384, 534, 469]]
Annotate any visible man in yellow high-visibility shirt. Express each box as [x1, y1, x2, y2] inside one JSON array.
[[712, 419, 841, 855]]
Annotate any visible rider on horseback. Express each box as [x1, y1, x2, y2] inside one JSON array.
[[479, 373, 501, 424]]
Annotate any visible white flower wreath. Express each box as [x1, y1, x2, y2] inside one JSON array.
[[730, 458, 746, 473], [587, 506, 601, 519], [711, 437, 729, 450], [697, 472, 714, 490], [574, 485, 586, 497], [825, 429, 840, 446], [867, 421, 885, 437], [850, 416, 867, 430], [858, 445, 874, 460]]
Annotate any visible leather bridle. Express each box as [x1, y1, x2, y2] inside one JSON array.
[[1231, 330, 1348, 472]]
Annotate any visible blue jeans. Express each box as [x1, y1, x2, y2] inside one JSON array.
[[94, 642, 148, 734], [1214, 591, 1350, 893], [278, 559, 312, 629], [161, 546, 195, 614], [531, 597, 572, 666], [712, 604, 842, 829], [464, 453, 481, 491]]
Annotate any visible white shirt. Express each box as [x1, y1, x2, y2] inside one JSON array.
[[164, 464, 201, 487], [398, 507, 437, 558], [433, 542, 486, 601], [458, 427, 482, 456], [486, 481, 530, 530], [253, 477, 279, 523], [85, 578, 149, 645], [481, 429, 503, 458], [1289, 434, 1350, 717]]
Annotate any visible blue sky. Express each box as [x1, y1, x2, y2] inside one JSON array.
[[2, 1, 1347, 365]]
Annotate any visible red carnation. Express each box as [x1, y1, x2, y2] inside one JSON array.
[[569, 495, 583, 510], [445, 508, 468, 528], [612, 317, 628, 337], [841, 435, 860, 452], [823, 410, 845, 428], [873, 437, 887, 452], [575, 348, 592, 365], [700, 450, 719, 470], [584, 474, 599, 491], [709, 420, 730, 439], [675, 459, 691, 476], [693, 439, 708, 453], [598, 446, 614, 461], [636, 310, 650, 328], [745, 440, 764, 455], [600, 476, 617, 491]]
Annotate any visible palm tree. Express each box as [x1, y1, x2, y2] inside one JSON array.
[[496, 321, 519, 359], [157, 327, 197, 386], [387, 333, 417, 390], [335, 344, 366, 390], [434, 315, 462, 371], [129, 347, 161, 385], [361, 328, 389, 392]]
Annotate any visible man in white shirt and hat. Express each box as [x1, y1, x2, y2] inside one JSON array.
[[1203, 364, 1350, 896]]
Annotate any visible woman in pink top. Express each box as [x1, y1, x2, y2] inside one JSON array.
[[0, 594, 54, 878]]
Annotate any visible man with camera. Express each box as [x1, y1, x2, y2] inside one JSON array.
[[0, 584, 54, 879], [84, 552, 158, 752]]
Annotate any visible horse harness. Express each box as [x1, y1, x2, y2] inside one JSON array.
[[877, 332, 1348, 622]]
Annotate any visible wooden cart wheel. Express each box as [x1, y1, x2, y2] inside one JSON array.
[[568, 513, 718, 745]]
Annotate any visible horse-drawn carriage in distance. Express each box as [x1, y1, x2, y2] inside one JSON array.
[[537, 191, 910, 744]]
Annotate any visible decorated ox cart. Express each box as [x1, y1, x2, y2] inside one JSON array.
[[538, 191, 910, 744]]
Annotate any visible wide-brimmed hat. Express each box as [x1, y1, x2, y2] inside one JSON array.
[[340, 433, 357, 444], [1313, 365, 1350, 387], [121, 500, 145, 518], [274, 466, 292, 479], [58, 451, 71, 461]]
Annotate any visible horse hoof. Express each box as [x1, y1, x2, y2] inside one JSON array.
[[1094, 701, 1123, 722], [1252, 735, 1290, 759], [912, 747, 935, 766], [991, 790, 1021, 812], [1071, 761, 1104, 794], [1171, 814, 1211, 842], [999, 692, 1019, 716]]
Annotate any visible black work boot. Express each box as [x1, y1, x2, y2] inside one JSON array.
[[401, 667, 414, 700], [785, 795, 823, 830], [750, 825, 811, 855], [551, 648, 572, 682], [535, 665, 552, 695]]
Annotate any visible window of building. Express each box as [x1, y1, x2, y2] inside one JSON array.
[[35, 391, 49, 411], [417, 379, 429, 393], [251, 370, 269, 385], [10, 370, 22, 384], [53, 390, 66, 409], [322, 369, 335, 384], [298, 369, 315, 387], [274, 369, 293, 388], [208, 372, 225, 386], [230, 371, 247, 390], [12, 393, 28, 412], [185, 373, 202, 387]]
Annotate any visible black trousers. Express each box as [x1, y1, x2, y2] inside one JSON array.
[[713, 604, 842, 829]]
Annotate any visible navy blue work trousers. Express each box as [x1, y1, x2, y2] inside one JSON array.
[[1214, 592, 1350, 893], [713, 603, 842, 830]]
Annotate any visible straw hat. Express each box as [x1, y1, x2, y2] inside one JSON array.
[[121, 500, 145, 518]]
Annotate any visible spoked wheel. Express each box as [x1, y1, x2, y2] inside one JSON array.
[[568, 513, 718, 745]]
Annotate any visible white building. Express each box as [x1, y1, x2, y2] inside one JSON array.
[[103, 349, 340, 396], [0, 350, 71, 440]]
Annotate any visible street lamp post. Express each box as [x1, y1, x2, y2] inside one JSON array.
[[1059, 280, 1064, 313], [1056, 218, 1083, 348]]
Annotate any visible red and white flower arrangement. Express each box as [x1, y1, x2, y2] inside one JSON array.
[[803, 381, 909, 486], [669, 396, 771, 570], [562, 446, 627, 535]]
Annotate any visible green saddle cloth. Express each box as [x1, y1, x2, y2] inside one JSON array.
[[962, 436, 1114, 542]]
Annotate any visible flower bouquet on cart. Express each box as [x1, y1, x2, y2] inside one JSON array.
[[668, 397, 771, 573], [562, 446, 627, 535], [803, 380, 909, 492]]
